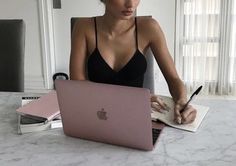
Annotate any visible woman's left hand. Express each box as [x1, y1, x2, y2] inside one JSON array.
[[174, 100, 197, 124], [150, 94, 169, 113]]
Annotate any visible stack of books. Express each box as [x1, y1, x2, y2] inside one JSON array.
[[16, 91, 62, 134]]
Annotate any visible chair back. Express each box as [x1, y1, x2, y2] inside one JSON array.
[[0, 19, 25, 92]]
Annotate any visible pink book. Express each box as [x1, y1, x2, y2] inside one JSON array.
[[16, 91, 60, 121]]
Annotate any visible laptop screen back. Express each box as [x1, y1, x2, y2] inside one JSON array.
[[55, 80, 153, 150]]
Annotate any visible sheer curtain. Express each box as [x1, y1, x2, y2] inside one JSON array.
[[177, 0, 236, 95], [229, 0, 236, 94]]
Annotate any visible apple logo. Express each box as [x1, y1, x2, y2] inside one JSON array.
[[97, 108, 108, 120]]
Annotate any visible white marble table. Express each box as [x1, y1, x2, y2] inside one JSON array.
[[0, 92, 236, 166]]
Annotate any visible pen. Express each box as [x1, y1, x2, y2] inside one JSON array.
[[180, 85, 203, 113]]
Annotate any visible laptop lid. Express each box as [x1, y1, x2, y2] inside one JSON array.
[[55, 80, 154, 150]]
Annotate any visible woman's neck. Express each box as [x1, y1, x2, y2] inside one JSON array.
[[100, 14, 135, 37]]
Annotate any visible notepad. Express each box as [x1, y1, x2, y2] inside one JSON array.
[[151, 95, 209, 132], [16, 91, 60, 121]]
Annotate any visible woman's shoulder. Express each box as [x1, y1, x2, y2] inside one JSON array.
[[72, 17, 96, 37], [136, 16, 163, 41], [73, 17, 94, 29], [136, 16, 161, 31]]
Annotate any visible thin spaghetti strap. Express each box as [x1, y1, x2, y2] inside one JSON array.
[[135, 17, 138, 49], [94, 17, 98, 48]]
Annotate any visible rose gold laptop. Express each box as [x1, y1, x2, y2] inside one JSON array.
[[55, 80, 164, 151]]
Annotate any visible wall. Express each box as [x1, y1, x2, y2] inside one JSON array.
[[0, 0, 44, 91], [52, 0, 104, 74]]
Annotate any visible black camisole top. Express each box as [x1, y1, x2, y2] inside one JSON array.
[[87, 17, 147, 88]]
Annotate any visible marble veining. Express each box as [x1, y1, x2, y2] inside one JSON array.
[[0, 92, 236, 166]]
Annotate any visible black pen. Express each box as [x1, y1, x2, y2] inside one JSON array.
[[180, 86, 203, 113]]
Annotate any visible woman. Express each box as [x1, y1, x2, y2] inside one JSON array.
[[70, 0, 196, 124]]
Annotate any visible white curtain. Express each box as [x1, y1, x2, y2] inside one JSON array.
[[178, 0, 236, 95], [229, 0, 236, 94]]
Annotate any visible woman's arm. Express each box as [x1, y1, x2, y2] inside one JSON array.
[[146, 18, 196, 124], [147, 18, 186, 103], [70, 19, 88, 80]]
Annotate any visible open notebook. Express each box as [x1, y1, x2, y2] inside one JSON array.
[[151, 96, 209, 132]]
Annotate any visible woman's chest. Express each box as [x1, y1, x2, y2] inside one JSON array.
[[86, 31, 149, 71]]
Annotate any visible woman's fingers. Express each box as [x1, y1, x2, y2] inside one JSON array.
[[174, 104, 197, 124], [181, 106, 197, 124], [150, 95, 168, 110], [151, 102, 165, 113], [174, 103, 182, 124]]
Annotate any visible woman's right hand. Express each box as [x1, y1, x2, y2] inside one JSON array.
[[174, 99, 197, 124]]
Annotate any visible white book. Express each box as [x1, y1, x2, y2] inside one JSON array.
[[17, 115, 62, 134], [21, 96, 40, 106], [151, 96, 209, 132]]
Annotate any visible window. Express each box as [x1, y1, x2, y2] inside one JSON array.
[[176, 0, 236, 95]]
